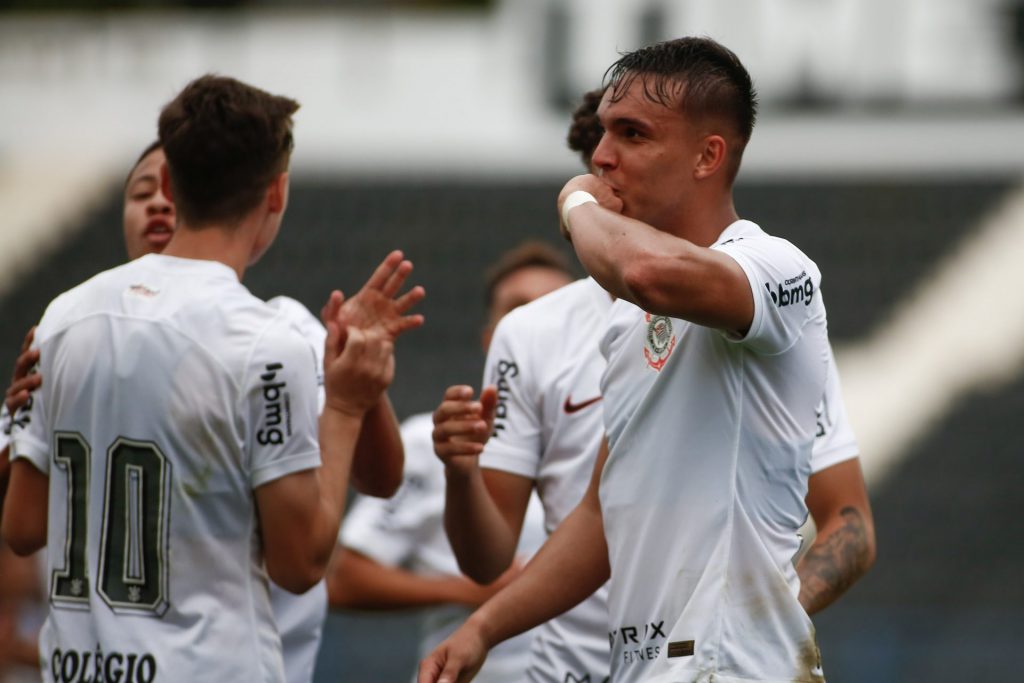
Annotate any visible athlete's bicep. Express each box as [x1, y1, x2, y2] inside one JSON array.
[[620, 238, 754, 333], [582, 436, 609, 510], [806, 458, 873, 532], [254, 468, 321, 591]]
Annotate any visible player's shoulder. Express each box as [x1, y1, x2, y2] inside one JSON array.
[[32, 259, 143, 338], [715, 220, 821, 279], [266, 296, 323, 333], [265, 296, 327, 346]]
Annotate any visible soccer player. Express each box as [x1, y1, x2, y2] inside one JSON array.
[[566, 86, 872, 618], [0, 138, 410, 683], [1, 75, 421, 682], [423, 37, 874, 683], [329, 241, 573, 683], [432, 86, 871, 683], [123, 140, 378, 683]]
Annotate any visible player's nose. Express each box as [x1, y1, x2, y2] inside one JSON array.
[[590, 132, 615, 171]]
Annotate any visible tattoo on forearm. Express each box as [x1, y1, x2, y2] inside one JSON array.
[[798, 506, 871, 615]]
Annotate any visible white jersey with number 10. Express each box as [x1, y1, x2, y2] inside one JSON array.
[[12, 254, 322, 683]]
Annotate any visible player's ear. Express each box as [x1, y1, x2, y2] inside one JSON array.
[[693, 134, 727, 180], [266, 172, 289, 215], [160, 162, 174, 203]]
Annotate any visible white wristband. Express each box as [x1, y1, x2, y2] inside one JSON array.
[[560, 190, 598, 232]]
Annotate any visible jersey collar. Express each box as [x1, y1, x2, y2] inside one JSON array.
[[712, 219, 763, 248], [138, 253, 240, 282]]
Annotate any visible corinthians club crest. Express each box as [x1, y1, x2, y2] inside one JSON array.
[[643, 313, 676, 371]]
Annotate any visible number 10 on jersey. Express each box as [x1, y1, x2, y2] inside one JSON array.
[[52, 433, 172, 617]]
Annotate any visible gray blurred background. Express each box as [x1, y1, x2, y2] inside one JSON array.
[[1, 1, 1023, 681]]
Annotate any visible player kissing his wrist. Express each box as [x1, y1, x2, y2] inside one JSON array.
[[560, 190, 598, 237]]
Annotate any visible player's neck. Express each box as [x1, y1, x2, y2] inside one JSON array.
[[161, 221, 255, 280], [669, 195, 740, 248]]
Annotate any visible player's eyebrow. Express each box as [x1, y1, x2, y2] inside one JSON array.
[[127, 174, 158, 190], [607, 116, 651, 133]]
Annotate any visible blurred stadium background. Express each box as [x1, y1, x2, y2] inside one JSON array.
[[2, 0, 1023, 681]]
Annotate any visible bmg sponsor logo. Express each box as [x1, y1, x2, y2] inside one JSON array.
[[257, 362, 292, 446], [766, 270, 815, 308], [491, 359, 519, 438]]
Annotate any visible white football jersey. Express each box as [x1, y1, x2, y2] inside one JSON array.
[[341, 412, 546, 683], [265, 296, 328, 683], [12, 254, 322, 683], [599, 220, 830, 683], [478, 277, 613, 683]]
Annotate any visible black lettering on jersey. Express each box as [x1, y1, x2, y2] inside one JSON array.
[[491, 359, 519, 439], [622, 646, 661, 664], [815, 392, 830, 438], [614, 620, 668, 667], [105, 652, 124, 681], [258, 362, 289, 446], [10, 394, 33, 433], [765, 274, 814, 308], [645, 620, 666, 639], [52, 644, 158, 683]]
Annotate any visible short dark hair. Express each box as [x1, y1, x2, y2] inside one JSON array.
[[566, 87, 606, 170], [158, 74, 299, 227], [124, 140, 162, 189], [604, 37, 757, 180], [484, 241, 575, 310]]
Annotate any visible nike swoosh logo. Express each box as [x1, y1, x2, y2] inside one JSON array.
[[563, 394, 602, 414]]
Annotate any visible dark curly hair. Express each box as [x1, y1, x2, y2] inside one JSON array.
[[566, 87, 606, 170]]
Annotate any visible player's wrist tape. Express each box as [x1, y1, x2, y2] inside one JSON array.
[[560, 190, 598, 232]]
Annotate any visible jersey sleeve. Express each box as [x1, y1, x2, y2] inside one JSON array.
[[243, 322, 322, 489], [714, 236, 823, 356], [810, 346, 859, 473], [477, 313, 543, 480], [267, 296, 327, 412], [340, 415, 441, 566], [9, 339, 48, 475]]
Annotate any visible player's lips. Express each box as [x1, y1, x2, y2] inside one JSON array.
[[598, 178, 621, 196], [144, 219, 175, 246]]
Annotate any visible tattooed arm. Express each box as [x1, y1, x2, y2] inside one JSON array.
[[798, 458, 876, 615]]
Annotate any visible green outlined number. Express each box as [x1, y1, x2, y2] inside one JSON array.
[[53, 435, 171, 617], [51, 433, 90, 607]]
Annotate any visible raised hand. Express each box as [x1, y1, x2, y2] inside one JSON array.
[[321, 250, 425, 349], [431, 384, 498, 468], [323, 323, 395, 419], [5, 327, 40, 417]]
